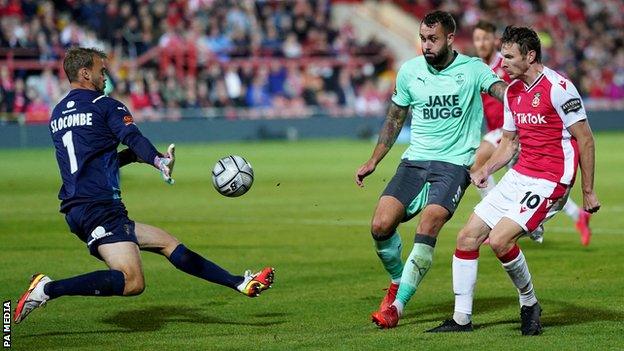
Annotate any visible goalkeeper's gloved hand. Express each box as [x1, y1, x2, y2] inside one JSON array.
[[153, 143, 176, 185]]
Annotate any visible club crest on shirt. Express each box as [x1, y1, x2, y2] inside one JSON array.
[[455, 73, 465, 86], [123, 115, 134, 125], [531, 92, 541, 107]]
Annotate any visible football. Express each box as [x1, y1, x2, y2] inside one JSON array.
[[211, 155, 254, 197]]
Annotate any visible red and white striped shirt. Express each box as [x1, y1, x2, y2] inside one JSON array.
[[503, 66, 587, 185]]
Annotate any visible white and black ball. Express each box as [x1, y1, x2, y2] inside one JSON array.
[[212, 155, 254, 197]]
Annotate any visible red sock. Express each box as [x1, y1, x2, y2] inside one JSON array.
[[497, 244, 520, 263], [455, 248, 479, 260]]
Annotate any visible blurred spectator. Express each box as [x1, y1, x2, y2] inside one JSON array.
[[336, 68, 357, 107], [267, 63, 287, 96], [283, 32, 303, 58], [147, 80, 164, 110], [0, 65, 15, 114], [197, 81, 211, 108], [12, 78, 27, 115], [224, 66, 243, 102], [24, 89, 49, 124], [246, 73, 271, 108], [129, 80, 150, 112], [26, 67, 61, 105], [355, 79, 385, 116]]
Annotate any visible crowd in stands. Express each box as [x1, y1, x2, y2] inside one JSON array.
[[1, 0, 623, 124], [0, 0, 394, 123], [398, 0, 624, 104]]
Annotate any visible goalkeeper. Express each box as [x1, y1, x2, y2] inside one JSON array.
[[14, 47, 274, 324]]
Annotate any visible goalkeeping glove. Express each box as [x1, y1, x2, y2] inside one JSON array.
[[153, 143, 176, 185]]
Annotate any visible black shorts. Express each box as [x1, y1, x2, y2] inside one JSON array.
[[381, 160, 471, 221], [65, 200, 138, 260]]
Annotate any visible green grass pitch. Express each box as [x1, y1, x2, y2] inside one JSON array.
[[2, 132, 623, 350]]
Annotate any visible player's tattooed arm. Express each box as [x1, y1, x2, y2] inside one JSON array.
[[371, 102, 409, 165], [355, 102, 408, 187], [488, 81, 508, 102], [378, 102, 409, 149]]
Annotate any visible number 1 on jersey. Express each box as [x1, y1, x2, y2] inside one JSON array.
[[62, 130, 78, 174]]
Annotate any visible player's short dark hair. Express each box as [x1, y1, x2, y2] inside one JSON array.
[[63, 47, 107, 83], [422, 11, 456, 35], [475, 20, 496, 33], [501, 26, 541, 62]]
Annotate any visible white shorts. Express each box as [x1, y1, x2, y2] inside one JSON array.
[[474, 169, 570, 232], [483, 128, 503, 147]]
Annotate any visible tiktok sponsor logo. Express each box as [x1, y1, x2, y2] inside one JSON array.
[[423, 95, 462, 120], [514, 112, 547, 125]]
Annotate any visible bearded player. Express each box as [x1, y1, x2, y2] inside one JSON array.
[[355, 11, 506, 329]]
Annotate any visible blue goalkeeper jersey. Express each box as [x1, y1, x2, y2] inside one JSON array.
[[50, 89, 159, 212]]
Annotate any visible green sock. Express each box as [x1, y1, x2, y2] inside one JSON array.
[[395, 234, 436, 307], [374, 231, 404, 282]]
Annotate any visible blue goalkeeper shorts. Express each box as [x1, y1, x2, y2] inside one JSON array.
[[65, 200, 138, 260]]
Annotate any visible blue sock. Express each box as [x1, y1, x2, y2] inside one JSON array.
[[168, 244, 243, 290], [44, 270, 125, 299]]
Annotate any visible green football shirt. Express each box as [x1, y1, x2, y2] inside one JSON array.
[[392, 52, 501, 166]]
